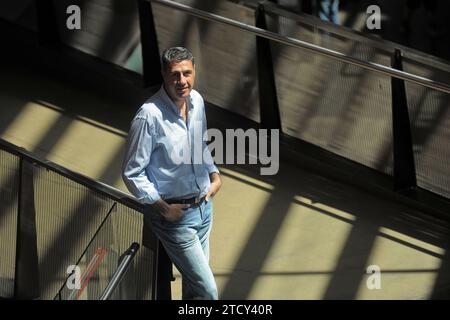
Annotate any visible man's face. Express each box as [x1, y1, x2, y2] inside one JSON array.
[[162, 60, 196, 104]]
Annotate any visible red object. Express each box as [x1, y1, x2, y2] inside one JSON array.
[[75, 247, 108, 299]]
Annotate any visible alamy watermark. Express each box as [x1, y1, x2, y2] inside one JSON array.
[[169, 120, 279, 175], [66, 265, 81, 290], [66, 5, 81, 30], [366, 265, 382, 290], [366, 5, 381, 30]]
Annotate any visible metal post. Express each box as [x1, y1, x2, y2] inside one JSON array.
[[143, 215, 173, 300], [14, 159, 40, 299], [137, 0, 163, 87], [255, 2, 282, 131], [35, 0, 61, 46], [99, 243, 140, 300], [391, 48, 417, 194]]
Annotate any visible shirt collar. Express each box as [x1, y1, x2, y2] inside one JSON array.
[[158, 85, 194, 117]]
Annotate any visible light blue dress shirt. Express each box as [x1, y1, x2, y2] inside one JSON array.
[[122, 86, 219, 204]]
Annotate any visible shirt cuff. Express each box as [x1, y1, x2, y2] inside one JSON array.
[[138, 192, 161, 205]]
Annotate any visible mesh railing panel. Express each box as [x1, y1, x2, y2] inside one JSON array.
[[402, 55, 450, 199], [33, 165, 115, 299], [58, 211, 116, 300], [265, 11, 394, 174], [404, 83, 450, 199], [0, 145, 157, 300], [0, 150, 20, 298], [110, 203, 155, 300], [57, 203, 155, 300]]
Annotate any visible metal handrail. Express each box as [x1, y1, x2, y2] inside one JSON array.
[[149, 0, 450, 94], [0, 138, 146, 213], [243, 0, 450, 71], [99, 242, 140, 300]]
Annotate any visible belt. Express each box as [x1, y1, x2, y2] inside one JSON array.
[[165, 195, 206, 205]]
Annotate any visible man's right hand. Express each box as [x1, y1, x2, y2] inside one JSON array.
[[150, 199, 189, 222], [161, 203, 189, 222]]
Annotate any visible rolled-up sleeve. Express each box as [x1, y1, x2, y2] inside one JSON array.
[[122, 115, 161, 204]]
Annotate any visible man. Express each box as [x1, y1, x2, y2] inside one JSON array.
[[122, 47, 221, 300]]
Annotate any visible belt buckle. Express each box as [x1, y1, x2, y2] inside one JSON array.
[[194, 196, 200, 204]]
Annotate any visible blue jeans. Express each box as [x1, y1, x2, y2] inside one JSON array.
[[318, 0, 340, 25], [145, 199, 218, 300]]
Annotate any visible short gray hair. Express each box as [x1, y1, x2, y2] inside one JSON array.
[[161, 47, 194, 72]]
